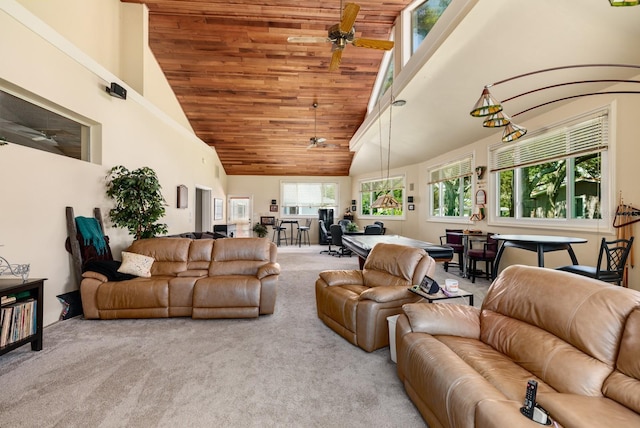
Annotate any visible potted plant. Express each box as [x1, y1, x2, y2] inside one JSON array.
[[105, 165, 168, 240], [346, 222, 358, 233], [252, 222, 269, 238]]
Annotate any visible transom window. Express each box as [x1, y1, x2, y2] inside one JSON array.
[[360, 176, 405, 217], [490, 109, 609, 226], [411, 0, 452, 54], [281, 182, 338, 217], [428, 155, 473, 218], [0, 88, 90, 161]]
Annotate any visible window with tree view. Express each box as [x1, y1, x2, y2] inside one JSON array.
[[429, 155, 473, 218], [492, 111, 608, 222], [411, 0, 452, 54], [360, 176, 404, 217]]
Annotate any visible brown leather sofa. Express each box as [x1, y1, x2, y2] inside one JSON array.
[[396, 264, 640, 428], [315, 242, 436, 352], [81, 237, 280, 319]]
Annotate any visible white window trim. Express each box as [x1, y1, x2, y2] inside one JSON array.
[[280, 181, 339, 218], [427, 153, 475, 223], [358, 174, 406, 220], [487, 105, 615, 234]]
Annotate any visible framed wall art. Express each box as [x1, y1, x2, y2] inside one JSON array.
[[214, 198, 223, 220], [177, 185, 188, 209]]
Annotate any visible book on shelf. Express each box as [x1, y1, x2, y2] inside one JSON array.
[[1, 295, 17, 306], [0, 298, 37, 348]]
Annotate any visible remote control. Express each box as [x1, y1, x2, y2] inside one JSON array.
[[520, 379, 538, 419]]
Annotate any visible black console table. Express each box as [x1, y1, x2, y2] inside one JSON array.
[[213, 224, 237, 238], [0, 278, 45, 355]]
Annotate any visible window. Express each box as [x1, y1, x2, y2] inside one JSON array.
[[411, 0, 452, 54], [0, 88, 90, 161], [491, 109, 609, 225], [281, 182, 338, 216], [360, 176, 405, 217], [428, 155, 473, 218]]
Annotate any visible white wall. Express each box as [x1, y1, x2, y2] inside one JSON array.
[[1, 1, 226, 326]]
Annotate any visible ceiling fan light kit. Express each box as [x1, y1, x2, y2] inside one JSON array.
[[288, 2, 394, 72]]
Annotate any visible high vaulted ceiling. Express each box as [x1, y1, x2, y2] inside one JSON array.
[[123, 0, 640, 178], [122, 0, 412, 176]]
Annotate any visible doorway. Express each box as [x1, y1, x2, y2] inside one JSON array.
[[228, 196, 252, 237], [195, 187, 212, 232]]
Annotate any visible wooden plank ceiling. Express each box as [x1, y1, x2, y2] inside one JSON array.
[[122, 0, 412, 176]]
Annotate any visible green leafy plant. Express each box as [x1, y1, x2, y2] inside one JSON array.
[[105, 165, 168, 240], [346, 222, 358, 232], [252, 222, 269, 238]]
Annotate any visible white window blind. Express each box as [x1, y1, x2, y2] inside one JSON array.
[[428, 155, 473, 184], [282, 182, 336, 208], [490, 110, 609, 173]]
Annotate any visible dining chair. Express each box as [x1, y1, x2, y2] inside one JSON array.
[[373, 221, 386, 234], [557, 237, 634, 286], [271, 219, 288, 246], [439, 229, 464, 272], [467, 233, 499, 283], [364, 224, 383, 235], [297, 218, 312, 247]]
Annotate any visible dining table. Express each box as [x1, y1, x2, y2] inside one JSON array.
[[279, 219, 299, 245], [491, 234, 587, 279]]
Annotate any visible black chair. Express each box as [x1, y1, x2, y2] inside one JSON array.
[[374, 221, 386, 234], [557, 237, 634, 286], [319, 220, 333, 254], [439, 229, 464, 272], [330, 224, 351, 257], [364, 224, 383, 235], [271, 219, 288, 246], [297, 218, 312, 247], [467, 233, 499, 283]]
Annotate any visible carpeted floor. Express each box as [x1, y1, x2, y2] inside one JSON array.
[[0, 244, 491, 427]]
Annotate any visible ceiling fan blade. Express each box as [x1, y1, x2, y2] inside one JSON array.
[[352, 38, 395, 50], [329, 49, 343, 71], [340, 3, 360, 34], [316, 137, 327, 144], [287, 36, 330, 44]]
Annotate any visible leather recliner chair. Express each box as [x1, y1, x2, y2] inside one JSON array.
[[315, 242, 435, 352]]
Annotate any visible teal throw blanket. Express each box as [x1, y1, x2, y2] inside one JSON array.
[[75, 216, 108, 255]]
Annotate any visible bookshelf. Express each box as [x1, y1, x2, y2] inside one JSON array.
[[0, 278, 45, 355]]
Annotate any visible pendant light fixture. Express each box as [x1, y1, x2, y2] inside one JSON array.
[[371, 92, 405, 209]]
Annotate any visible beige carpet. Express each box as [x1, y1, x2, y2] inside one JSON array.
[[0, 245, 490, 427]]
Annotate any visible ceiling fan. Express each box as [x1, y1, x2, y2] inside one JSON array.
[[287, 2, 395, 71], [307, 103, 336, 149]]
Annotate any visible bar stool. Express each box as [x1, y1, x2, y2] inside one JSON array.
[[272, 219, 288, 246], [297, 218, 312, 247]]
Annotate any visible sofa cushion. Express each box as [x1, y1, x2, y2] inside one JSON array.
[[362, 243, 426, 288], [187, 239, 213, 269], [603, 307, 640, 414], [118, 251, 154, 278], [209, 238, 271, 276], [481, 265, 640, 396], [96, 277, 169, 310], [127, 238, 191, 276]]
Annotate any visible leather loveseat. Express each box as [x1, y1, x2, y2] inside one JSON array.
[[396, 264, 640, 428], [315, 242, 436, 352], [80, 237, 280, 319]]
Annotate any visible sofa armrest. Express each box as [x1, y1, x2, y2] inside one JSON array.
[[318, 270, 363, 286], [476, 399, 546, 428], [82, 271, 109, 283], [402, 302, 481, 339], [257, 262, 281, 279], [360, 285, 412, 303]]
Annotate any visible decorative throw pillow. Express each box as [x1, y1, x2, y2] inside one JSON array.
[[117, 251, 154, 278]]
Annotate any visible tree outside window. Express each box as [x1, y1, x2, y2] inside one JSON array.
[[360, 176, 404, 217], [411, 0, 452, 54], [428, 155, 473, 218]]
